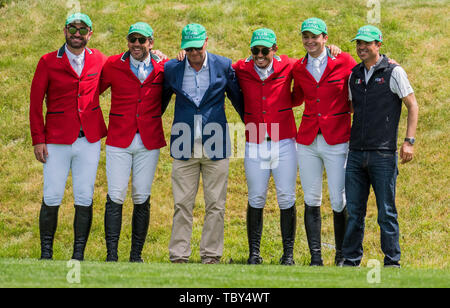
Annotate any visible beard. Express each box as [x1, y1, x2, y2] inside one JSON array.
[[65, 34, 88, 49], [130, 47, 149, 62]]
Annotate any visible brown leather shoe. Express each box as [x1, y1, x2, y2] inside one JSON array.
[[201, 257, 220, 264], [171, 259, 188, 264]]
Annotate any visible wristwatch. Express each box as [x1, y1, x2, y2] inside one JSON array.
[[404, 137, 415, 145]]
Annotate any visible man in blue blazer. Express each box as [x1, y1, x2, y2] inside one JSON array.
[[162, 23, 244, 264]]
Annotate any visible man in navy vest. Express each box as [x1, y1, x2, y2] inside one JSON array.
[[342, 25, 419, 268], [162, 23, 243, 264]]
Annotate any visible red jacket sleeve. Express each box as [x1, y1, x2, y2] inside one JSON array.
[[291, 60, 304, 107], [29, 56, 49, 145], [99, 57, 112, 95]]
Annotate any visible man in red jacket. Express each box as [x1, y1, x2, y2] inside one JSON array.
[[29, 13, 107, 261], [99, 22, 168, 262], [292, 18, 357, 266], [232, 29, 299, 265], [231, 28, 343, 266]]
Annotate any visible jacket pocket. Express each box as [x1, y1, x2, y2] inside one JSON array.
[[328, 79, 342, 83], [278, 108, 292, 112], [109, 113, 124, 117], [47, 111, 64, 114], [332, 112, 350, 116]]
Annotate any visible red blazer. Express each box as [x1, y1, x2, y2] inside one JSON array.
[[233, 55, 297, 143], [292, 51, 357, 145], [29, 45, 108, 146], [100, 52, 167, 150]]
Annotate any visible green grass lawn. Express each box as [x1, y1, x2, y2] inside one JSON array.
[[0, 0, 449, 287], [0, 258, 448, 288]]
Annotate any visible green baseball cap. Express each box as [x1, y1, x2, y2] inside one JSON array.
[[301, 17, 327, 35], [181, 23, 207, 49], [351, 25, 383, 42], [65, 13, 92, 29], [128, 22, 154, 38], [250, 28, 277, 48]]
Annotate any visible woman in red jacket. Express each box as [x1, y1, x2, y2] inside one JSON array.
[[292, 18, 357, 266]]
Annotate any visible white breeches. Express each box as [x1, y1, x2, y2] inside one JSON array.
[[297, 134, 348, 213], [106, 133, 160, 205]]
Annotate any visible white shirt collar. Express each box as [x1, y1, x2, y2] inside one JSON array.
[[308, 48, 327, 64], [65, 44, 85, 62], [186, 51, 209, 71], [130, 53, 151, 68], [254, 59, 274, 80]]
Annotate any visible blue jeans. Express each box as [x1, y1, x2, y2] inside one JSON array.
[[342, 150, 401, 266]]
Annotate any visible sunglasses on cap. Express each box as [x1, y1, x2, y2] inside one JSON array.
[[128, 36, 149, 44], [251, 47, 272, 56], [184, 47, 203, 52], [67, 25, 90, 36]]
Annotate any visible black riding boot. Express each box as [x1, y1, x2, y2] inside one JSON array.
[[333, 207, 348, 266], [39, 200, 59, 260], [129, 197, 150, 263], [104, 195, 123, 262], [304, 204, 323, 266], [72, 204, 93, 261], [280, 205, 296, 265], [247, 204, 263, 265]]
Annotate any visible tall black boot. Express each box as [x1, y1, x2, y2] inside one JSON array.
[[304, 204, 323, 266], [333, 207, 348, 266], [104, 195, 123, 262], [247, 204, 263, 265], [72, 204, 93, 261], [39, 200, 59, 260], [280, 205, 297, 265], [129, 197, 150, 263]]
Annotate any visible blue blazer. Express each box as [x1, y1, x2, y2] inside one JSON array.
[[162, 53, 244, 161]]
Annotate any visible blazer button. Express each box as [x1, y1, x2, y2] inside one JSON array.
[[262, 96, 266, 100], [136, 114, 139, 118], [138, 99, 142, 103], [318, 113, 322, 117], [316, 99, 320, 102], [262, 111, 266, 114]]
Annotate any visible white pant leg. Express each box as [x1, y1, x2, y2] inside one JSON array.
[[71, 138, 101, 206], [106, 144, 133, 205], [317, 135, 348, 212], [43, 144, 72, 206], [245, 142, 271, 209], [131, 135, 160, 204], [297, 138, 324, 207], [271, 139, 297, 209]]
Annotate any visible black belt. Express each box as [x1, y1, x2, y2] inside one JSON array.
[[78, 130, 85, 138]]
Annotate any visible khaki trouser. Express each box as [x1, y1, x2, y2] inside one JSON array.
[[169, 154, 229, 262]]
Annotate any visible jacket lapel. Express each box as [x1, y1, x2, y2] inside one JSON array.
[[119, 51, 142, 84], [319, 48, 337, 83], [174, 58, 197, 106], [56, 44, 79, 79], [244, 56, 263, 81], [78, 47, 93, 78], [198, 53, 216, 106], [299, 54, 317, 83]]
